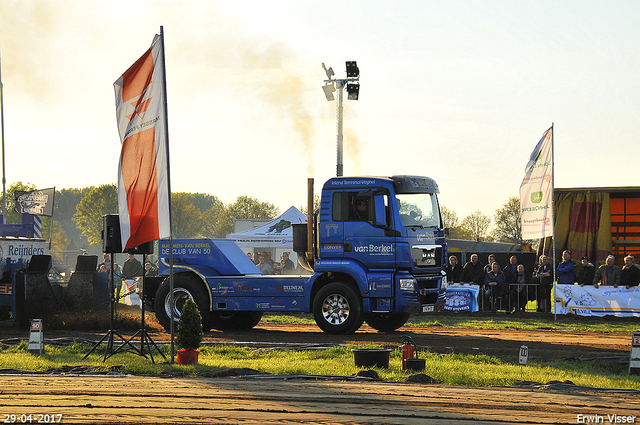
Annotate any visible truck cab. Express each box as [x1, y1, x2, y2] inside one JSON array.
[[308, 175, 447, 332]]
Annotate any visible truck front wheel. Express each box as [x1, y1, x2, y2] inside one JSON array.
[[364, 313, 410, 332], [313, 282, 363, 335], [154, 274, 212, 332]]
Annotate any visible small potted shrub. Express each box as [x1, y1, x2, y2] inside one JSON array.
[[176, 299, 203, 365]]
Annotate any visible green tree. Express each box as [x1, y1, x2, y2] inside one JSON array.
[[441, 205, 468, 239], [50, 222, 70, 263], [172, 193, 203, 238], [460, 210, 492, 241], [0, 181, 37, 223], [51, 187, 93, 252], [184, 193, 221, 213], [201, 200, 226, 238], [73, 184, 118, 246], [210, 196, 279, 238], [299, 194, 321, 216], [492, 196, 527, 244]]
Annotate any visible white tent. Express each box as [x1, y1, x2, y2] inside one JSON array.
[[226, 206, 307, 249]]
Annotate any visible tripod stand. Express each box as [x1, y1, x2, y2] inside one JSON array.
[[83, 253, 139, 362], [122, 253, 166, 363]]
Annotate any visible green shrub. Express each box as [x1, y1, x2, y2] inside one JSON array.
[[175, 299, 203, 350]]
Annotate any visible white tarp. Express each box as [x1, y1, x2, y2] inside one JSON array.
[[226, 206, 307, 248], [555, 284, 640, 317]]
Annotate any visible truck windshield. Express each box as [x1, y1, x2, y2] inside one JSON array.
[[396, 193, 441, 229]]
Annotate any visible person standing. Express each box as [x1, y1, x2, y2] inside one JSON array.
[[503, 256, 519, 284], [556, 250, 576, 284], [484, 254, 497, 275], [445, 255, 462, 284], [577, 256, 596, 287], [620, 255, 640, 289], [533, 255, 553, 312], [122, 254, 143, 279], [257, 254, 273, 275], [592, 255, 621, 288], [460, 254, 484, 285], [279, 252, 296, 275], [510, 264, 532, 312]]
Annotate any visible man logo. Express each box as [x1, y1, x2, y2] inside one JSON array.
[[531, 192, 543, 203]]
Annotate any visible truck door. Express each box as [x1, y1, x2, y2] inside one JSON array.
[[341, 189, 396, 270]]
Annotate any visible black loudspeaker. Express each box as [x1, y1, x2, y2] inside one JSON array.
[[26, 255, 52, 274], [124, 240, 154, 255], [292, 223, 308, 254], [75, 255, 98, 273], [103, 214, 122, 253]]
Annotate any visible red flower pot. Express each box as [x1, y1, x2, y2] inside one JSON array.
[[177, 348, 199, 365]]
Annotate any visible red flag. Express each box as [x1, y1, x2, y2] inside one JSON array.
[[114, 34, 170, 250]]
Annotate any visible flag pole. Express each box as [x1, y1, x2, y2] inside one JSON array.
[[159, 26, 175, 363], [551, 122, 556, 320], [0, 49, 6, 225]]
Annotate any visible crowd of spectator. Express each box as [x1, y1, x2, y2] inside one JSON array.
[[445, 250, 640, 313], [246, 251, 296, 275]]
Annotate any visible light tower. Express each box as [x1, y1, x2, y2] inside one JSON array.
[[322, 61, 359, 177]]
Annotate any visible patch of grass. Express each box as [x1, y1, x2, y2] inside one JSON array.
[[260, 312, 639, 333], [405, 313, 640, 333], [1, 342, 638, 390]]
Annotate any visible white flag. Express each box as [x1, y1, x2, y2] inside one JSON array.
[[114, 34, 171, 250], [520, 127, 553, 240]]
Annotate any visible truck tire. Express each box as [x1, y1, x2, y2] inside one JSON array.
[[364, 313, 410, 332], [154, 274, 213, 332], [313, 282, 363, 335], [210, 311, 263, 330]]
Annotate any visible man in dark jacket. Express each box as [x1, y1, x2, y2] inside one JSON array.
[[620, 255, 640, 289], [510, 264, 533, 312], [577, 256, 596, 286], [533, 255, 553, 312], [484, 262, 507, 311], [460, 254, 484, 285], [503, 255, 519, 284]]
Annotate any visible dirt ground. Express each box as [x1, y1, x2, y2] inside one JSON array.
[[1, 318, 639, 424]]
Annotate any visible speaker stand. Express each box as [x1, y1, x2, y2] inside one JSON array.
[[122, 254, 166, 363], [83, 256, 139, 361]]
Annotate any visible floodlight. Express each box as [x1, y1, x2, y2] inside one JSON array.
[[322, 63, 334, 79], [322, 83, 335, 101], [345, 61, 359, 78], [346, 83, 359, 100]]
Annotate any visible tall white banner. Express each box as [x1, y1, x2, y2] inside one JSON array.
[[520, 127, 553, 240], [114, 33, 171, 250]]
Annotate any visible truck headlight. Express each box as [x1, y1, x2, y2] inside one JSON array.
[[400, 278, 415, 291]]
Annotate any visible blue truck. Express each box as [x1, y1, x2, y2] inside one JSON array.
[[149, 175, 447, 334]]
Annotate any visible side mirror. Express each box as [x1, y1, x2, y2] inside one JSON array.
[[374, 194, 387, 227]]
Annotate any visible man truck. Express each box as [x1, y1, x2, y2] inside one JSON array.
[[147, 175, 447, 334]]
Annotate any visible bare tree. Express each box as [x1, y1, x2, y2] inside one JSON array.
[[492, 196, 526, 244], [441, 205, 466, 239], [460, 210, 492, 241]]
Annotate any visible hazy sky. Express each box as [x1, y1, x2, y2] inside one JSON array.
[[1, 0, 639, 222]]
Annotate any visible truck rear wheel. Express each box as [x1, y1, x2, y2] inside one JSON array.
[[210, 311, 263, 330], [364, 313, 410, 332], [313, 282, 363, 335], [154, 274, 213, 332]]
